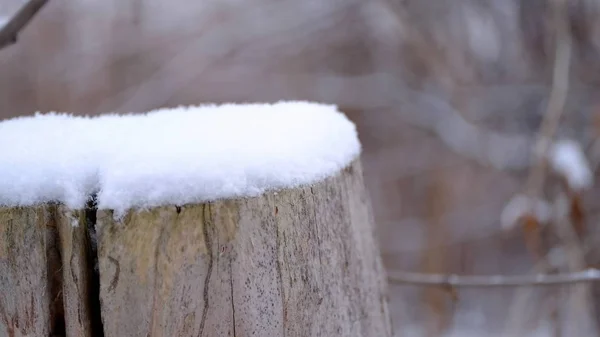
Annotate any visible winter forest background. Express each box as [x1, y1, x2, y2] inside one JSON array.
[[3, 0, 600, 335]]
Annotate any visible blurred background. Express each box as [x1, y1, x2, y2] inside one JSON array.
[[3, 0, 600, 335]]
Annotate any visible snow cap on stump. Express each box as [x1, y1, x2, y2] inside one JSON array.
[[0, 101, 361, 215]]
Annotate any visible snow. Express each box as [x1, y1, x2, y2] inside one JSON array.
[[0, 101, 361, 215], [500, 139, 594, 231], [500, 194, 552, 231], [548, 139, 593, 191]]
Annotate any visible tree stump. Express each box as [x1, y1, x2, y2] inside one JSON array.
[[0, 160, 391, 337], [0, 102, 392, 336], [93, 159, 391, 337]]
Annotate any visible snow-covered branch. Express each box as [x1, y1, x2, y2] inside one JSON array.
[[549, 139, 594, 191]]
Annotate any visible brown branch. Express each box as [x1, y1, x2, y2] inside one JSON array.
[[503, 0, 573, 334], [0, 0, 49, 50], [387, 269, 600, 287], [552, 192, 598, 334], [524, 0, 572, 198]]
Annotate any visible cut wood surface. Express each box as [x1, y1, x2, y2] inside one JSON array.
[[0, 159, 392, 336], [96, 159, 392, 337]]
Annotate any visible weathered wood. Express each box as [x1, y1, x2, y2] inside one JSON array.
[[0, 206, 61, 337], [96, 159, 392, 337], [55, 207, 93, 337]]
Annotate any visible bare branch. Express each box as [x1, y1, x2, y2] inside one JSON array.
[[387, 269, 600, 287], [0, 0, 48, 51], [552, 192, 598, 335], [524, 0, 572, 198], [503, 0, 573, 333]]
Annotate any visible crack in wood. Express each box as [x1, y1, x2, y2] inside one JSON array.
[[69, 253, 78, 292], [6, 218, 16, 270], [147, 224, 169, 336], [107, 256, 120, 293], [198, 204, 214, 337], [229, 257, 237, 337], [275, 218, 287, 337], [0, 301, 13, 337], [85, 197, 105, 337], [67, 244, 85, 328], [46, 207, 65, 336], [307, 189, 325, 286]]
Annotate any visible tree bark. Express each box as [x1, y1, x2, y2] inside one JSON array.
[[0, 206, 61, 337], [95, 159, 392, 337]]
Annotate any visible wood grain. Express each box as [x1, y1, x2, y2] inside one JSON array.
[[56, 207, 93, 337], [0, 206, 59, 336], [96, 159, 392, 337]]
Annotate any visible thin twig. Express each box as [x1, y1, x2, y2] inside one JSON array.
[[0, 0, 49, 50], [504, 0, 572, 334], [387, 269, 600, 287], [524, 0, 572, 198], [552, 193, 598, 335]]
